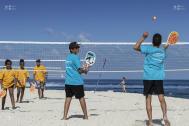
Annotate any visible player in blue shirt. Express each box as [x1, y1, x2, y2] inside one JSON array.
[[133, 32, 170, 126], [62, 42, 89, 120]]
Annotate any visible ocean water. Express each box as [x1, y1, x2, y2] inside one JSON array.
[[35, 79, 189, 99]]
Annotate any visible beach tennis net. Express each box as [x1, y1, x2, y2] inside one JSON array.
[[0, 41, 189, 80]]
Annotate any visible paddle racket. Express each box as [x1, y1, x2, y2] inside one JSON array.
[[84, 51, 96, 67], [0, 90, 6, 98], [29, 81, 36, 93], [167, 31, 179, 45]]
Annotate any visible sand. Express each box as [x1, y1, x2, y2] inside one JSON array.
[[0, 89, 188, 126]]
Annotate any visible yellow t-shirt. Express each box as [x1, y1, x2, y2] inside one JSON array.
[[0, 68, 16, 89], [16, 68, 30, 87], [33, 65, 47, 82]]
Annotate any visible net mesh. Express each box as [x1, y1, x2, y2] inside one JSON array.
[[0, 41, 189, 80]]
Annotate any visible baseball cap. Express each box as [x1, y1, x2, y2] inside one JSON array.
[[69, 42, 80, 50]]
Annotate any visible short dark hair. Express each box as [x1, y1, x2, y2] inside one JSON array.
[[69, 42, 80, 51], [36, 59, 41, 63], [20, 59, 25, 65], [152, 33, 162, 47], [5, 59, 12, 65], [20, 59, 24, 63]]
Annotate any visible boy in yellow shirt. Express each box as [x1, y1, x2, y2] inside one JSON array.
[[16, 59, 29, 103], [33, 59, 47, 99], [0, 59, 17, 110]]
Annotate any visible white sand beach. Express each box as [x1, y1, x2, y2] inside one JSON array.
[[0, 89, 188, 126]]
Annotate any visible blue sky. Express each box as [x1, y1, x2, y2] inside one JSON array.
[[0, 0, 188, 42]]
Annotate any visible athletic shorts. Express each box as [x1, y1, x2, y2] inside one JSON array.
[[65, 85, 85, 99], [143, 80, 164, 96], [35, 81, 45, 90]]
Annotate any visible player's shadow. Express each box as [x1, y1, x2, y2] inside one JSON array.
[[45, 97, 64, 100], [1, 106, 21, 111], [20, 100, 34, 103], [3, 107, 10, 110], [32, 97, 64, 100], [135, 119, 164, 126], [68, 114, 99, 119]]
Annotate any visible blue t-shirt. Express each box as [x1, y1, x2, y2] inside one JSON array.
[[141, 45, 166, 80], [65, 53, 84, 85]]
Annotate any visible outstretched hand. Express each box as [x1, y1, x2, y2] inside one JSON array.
[[133, 32, 149, 51]]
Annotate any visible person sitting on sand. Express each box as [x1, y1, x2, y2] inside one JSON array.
[[133, 32, 170, 126], [16, 59, 29, 103], [33, 59, 47, 99], [0, 59, 17, 110], [120, 77, 127, 93], [62, 42, 89, 120]]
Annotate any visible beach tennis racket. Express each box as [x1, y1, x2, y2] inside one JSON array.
[[167, 31, 179, 45], [0, 90, 6, 98], [84, 51, 96, 67], [29, 81, 36, 93]]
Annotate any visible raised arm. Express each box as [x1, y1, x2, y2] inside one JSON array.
[[133, 32, 149, 51]]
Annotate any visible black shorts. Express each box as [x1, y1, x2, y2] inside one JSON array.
[[143, 80, 164, 96], [65, 85, 85, 99]]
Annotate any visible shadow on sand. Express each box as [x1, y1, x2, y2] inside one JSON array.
[[135, 119, 164, 126], [68, 113, 99, 119]]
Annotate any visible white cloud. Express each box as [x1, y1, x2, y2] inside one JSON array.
[[78, 32, 91, 42], [173, 4, 186, 11], [60, 32, 75, 41], [44, 28, 91, 42], [44, 28, 56, 36], [44, 28, 72, 40], [4, 5, 16, 11]]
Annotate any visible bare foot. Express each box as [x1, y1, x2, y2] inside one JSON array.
[[61, 117, 69, 120], [12, 106, 16, 110], [83, 115, 88, 120], [147, 120, 153, 126], [164, 119, 171, 126]]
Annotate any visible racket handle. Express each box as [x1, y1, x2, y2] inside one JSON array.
[[83, 64, 90, 69]]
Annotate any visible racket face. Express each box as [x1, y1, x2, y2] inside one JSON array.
[[30, 85, 36, 93], [167, 31, 179, 45], [30, 82, 36, 93], [0, 90, 6, 98], [85, 51, 96, 66]]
